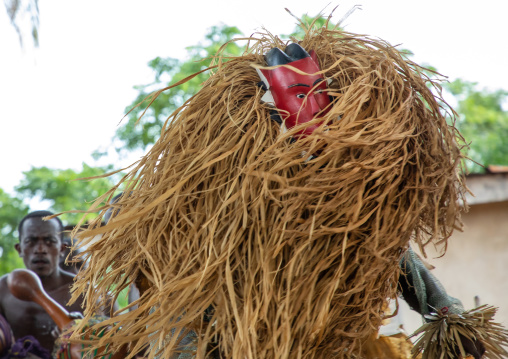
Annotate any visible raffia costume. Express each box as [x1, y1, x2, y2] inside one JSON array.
[[67, 18, 505, 358]]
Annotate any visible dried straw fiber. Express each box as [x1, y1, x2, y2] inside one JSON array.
[[69, 18, 467, 359]]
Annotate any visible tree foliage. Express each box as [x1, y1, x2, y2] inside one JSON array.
[[14, 163, 116, 225], [114, 24, 245, 154], [0, 188, 28, 275], [446, 79, 508, 173]]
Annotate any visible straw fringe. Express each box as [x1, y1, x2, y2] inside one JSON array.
[[410, 305, 508, 359], [69, 22, 467, 359]]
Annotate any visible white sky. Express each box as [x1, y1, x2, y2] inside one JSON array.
[[1, 0, 507, 194]]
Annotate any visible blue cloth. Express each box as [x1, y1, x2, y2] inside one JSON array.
[[2, 335, 51, 359], [0, 314, 13, 358]]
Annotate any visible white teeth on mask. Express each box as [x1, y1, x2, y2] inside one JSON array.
[[261, 91, 275, 105], [256, 68, 275, 106]]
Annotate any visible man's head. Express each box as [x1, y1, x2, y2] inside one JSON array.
[[16, 211, 65, 278], [59, 226, 85, 274], [257, 43, 331, 138]]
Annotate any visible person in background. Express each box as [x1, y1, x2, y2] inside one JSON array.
[[0, 211, 116, 356], [59, 225, 85, 275]]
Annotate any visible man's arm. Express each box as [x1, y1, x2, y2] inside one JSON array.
[[0, 276, 14, 357], [398, 248, 464, 316], [398, 248, 485, 359], [0, 276, 7, 318]]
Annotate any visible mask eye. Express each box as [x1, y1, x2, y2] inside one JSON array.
[[296, 93, 306, 99]]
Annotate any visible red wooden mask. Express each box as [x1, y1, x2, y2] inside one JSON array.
[[257, 44, 331, 139]]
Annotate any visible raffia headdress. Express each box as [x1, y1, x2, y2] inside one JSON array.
[[69, 15, 467, 359]]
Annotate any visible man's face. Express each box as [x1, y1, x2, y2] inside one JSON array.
[[262, 56, 331, 138], [16, 217, 64, 278]]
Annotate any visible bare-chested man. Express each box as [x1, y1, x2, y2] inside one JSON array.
[[0, 211, 87, 353]]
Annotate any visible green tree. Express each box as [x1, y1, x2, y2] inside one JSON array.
[[114, 24, 245, 154], [446, 79, 508, 173], [15, 163, 117, 225], [0, 188, 29, 275]]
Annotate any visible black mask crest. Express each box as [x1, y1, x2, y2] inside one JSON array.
[[264, 43, 310, 67]]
